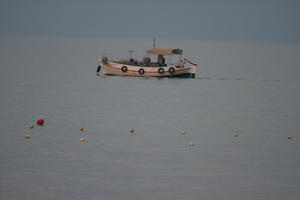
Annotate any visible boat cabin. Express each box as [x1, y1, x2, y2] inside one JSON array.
[[114, 48, 183, 67]]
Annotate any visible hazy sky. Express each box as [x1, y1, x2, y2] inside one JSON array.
[[0, 0, 299, 43]]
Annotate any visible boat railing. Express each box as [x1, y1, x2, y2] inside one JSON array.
[[113, 59, 176, 67]]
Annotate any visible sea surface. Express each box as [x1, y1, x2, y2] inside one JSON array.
[[0, 36, 300, 200]]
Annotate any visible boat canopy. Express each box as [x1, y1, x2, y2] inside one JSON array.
[[147, 48, 183, 55]]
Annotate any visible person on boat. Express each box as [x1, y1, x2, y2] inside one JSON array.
[[157, 54, 167, 67]]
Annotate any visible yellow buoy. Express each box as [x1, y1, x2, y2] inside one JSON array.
[[129, 129, 135, 135], [24, 135, 31, 139], [188, 142, 195, 147], [80, 127, 84, 131], [288, 136, 293, 140], [80, 137, 86, 142], [180, 130, 187, 135], [232, 133, 239, 137], [29, 125, 34, 129]]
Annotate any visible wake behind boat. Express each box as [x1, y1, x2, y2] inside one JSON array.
[[97, 45, 198, 78]]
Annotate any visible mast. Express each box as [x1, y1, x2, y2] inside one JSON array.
[[153, 37, 156, 49], [128, 50, 134, 59]]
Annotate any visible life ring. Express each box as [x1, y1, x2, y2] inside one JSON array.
[[178, 59, 186, 68], [143, 57, 151, 65], [121, 66, 128, 72], [101, 57, 108, 64], [168, 67, 175, 74], [138, 68, 145, 75], [158, 68, 164, 74]]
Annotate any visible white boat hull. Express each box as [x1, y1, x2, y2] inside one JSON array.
[[100, 62, 196, 78]]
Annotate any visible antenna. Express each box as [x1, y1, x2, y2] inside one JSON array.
[[153, 37, 156, 49], [128, 50, 134, 59]]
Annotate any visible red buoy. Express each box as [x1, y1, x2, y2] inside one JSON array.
[[37, 119, 45, 126]]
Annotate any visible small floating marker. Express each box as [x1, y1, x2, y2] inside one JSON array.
[[129, 129, 135, 135], [232, 133, 239, 137], [180, 130, 187, 135], [80, 137, 86, 142], [188, 142, 195, 147], [29, 125, 34, 129], [24, 135, 31, 139], [288, 136, 293, 140], [37, 119, 45, 126], [79, 127, 84, 132]]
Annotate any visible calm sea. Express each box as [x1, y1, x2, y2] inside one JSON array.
[[0, 36, 300, 200]]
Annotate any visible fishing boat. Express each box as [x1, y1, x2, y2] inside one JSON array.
[[97, 44, 197, 78]]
